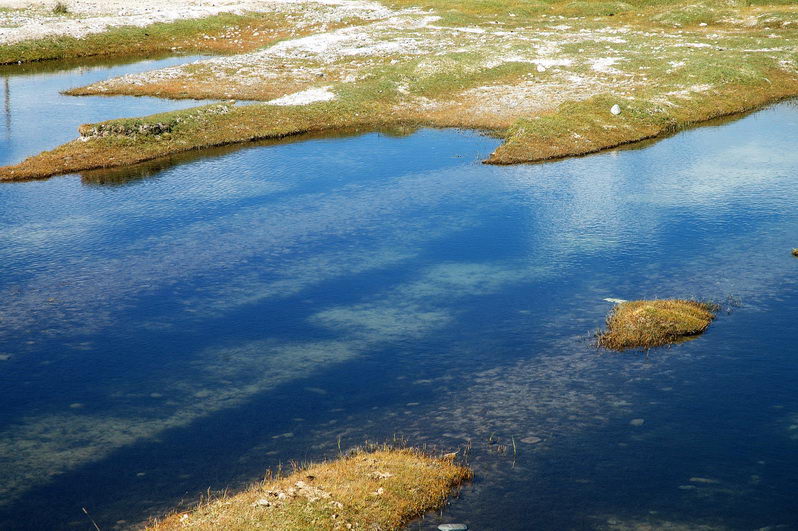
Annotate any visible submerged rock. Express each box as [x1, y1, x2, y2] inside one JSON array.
[[689, 477, 720, 484], [520, 436, 542, 444], [439, 524, 468, 531], [597, 299, 717, 351], [629, 418, 645, 426]]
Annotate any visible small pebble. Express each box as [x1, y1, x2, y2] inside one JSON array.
[[438, 524, 468, 531], [611, 104, 622, 115]]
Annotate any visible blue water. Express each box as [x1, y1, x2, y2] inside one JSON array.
[[0, 55, 209, 165], [0, 58, 797, 530]]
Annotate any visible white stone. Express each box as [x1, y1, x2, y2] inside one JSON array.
[[267, 87, 336, 106], [610, 104, 622, 115]]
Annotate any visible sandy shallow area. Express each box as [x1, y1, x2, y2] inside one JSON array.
[[0, 0, 393, 44]]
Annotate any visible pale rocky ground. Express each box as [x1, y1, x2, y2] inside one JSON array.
[[2, 0, 797, 142], [69, 10, 797, 127], [0, 0, 394, 44]]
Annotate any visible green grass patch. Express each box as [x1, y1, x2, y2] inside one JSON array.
[[0, 12, 312, 65], [489, 94, 674, 163], [650, 2, 732, 26]]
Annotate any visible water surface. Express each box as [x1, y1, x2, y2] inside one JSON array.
[[0, 59, 797, 530], [0, 54, 208, 165]]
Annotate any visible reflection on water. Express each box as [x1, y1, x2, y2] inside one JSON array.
[[0, 54, 209, 166], [0, 56, 797, 530]]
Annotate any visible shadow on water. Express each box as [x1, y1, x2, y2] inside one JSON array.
[[78, 125, 428, 187], [0, 53, 207, 79]]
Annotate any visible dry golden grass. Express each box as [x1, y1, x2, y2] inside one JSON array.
[[147, 447, 472, 531], [597, 299, 717, 351]]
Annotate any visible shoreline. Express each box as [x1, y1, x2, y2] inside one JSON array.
[[1, 77, 796, 181], [1, 0, 797, 177]]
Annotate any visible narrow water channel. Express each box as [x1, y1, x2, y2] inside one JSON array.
[[0, 58, 797, 530]]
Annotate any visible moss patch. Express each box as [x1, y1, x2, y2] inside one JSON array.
[[147, 447, 472, 531], [598, 299, 717, 351]]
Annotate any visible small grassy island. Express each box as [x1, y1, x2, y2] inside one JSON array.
[[598, 299, 717, 351], [147, 447, 472, 530]]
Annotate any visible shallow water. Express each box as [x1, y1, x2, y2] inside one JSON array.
[[0, 54, 208, 165], [0, 58, 797, 530]]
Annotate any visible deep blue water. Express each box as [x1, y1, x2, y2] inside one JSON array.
[[0, 57, 797, 530]]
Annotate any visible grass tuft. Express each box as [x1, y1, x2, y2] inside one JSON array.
[[597, 299, 717, 351], [52, 2, 69, 15], [147, 446, 472, 531]]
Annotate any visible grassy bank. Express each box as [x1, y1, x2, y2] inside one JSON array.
[[2, 70, 797, 181], [147, 447, 472, 530], [598, 299, 718, 351], [0, 11, 363, 65], [487, 72, 798, 164], [1, 0, 797, 178], [0, 101, 392, 180]]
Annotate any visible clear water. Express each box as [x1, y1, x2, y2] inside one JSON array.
[[0, 54, 209, 166], [0, 58, 797, 531]]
